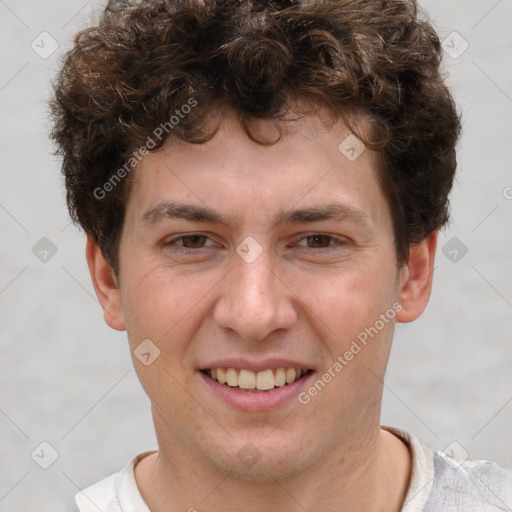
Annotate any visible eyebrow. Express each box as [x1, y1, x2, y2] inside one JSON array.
[[141, 201, 371, 228]]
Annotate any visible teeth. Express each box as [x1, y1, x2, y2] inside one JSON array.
[[274, 368, 286, 386], [217, 368, 227, 384], [285, 368, 296, 384], [238, 369, 256, 390], [226, 368, 238, 387], [207, 367, 309, 391], [256, 369, 274, 390]]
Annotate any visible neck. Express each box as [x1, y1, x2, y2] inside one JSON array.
[[135, 410, 410, 512]]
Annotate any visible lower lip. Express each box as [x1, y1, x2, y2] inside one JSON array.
[[199, 371, 315, 411]]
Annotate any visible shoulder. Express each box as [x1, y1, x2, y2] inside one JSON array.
[[426, 450, 512, 511], [74, 472, 120, 512], [386, 427, 512, 512], [74, 451, 156, 512]]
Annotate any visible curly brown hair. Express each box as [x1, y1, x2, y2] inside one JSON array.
[[51, 0, 461, 272]]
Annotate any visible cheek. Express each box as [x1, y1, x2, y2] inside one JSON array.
[[297, 262, 398, 338], [119, 264, 211, 402], [120, 261, 218, 350], [297, 268, 397, 422]]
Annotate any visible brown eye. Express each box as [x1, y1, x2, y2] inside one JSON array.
[[164, 233, 217, 253], [180, 235, 208, 248], [305, 234, 333, 248]]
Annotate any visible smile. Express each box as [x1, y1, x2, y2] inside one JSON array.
[[202, 368, 313, 392]]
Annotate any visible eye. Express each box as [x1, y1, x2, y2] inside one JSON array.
[[295, 234, 344, 249], [164, 233, 216, 250], [302, 234, 335, 248]]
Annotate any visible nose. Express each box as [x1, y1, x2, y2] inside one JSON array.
[[213, 251, 297, 341]]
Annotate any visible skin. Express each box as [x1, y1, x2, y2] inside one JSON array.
[[87, 108, 437, 512]]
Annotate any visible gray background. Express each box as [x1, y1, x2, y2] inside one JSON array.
[[1, 0, 511, 510]]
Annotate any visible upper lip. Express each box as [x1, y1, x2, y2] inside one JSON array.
[[199, 358, 315, 373]]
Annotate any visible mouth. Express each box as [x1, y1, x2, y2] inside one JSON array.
[[201, 367, 314, 392]]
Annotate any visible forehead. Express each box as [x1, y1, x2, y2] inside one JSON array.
[[123, 109, 389, 231]]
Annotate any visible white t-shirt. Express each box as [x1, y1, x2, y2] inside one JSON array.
[[75, 428, 512, 511]]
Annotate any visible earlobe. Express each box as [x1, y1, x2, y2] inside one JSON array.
[[395, 232, 438, 324], [86, 237, 126, 331]]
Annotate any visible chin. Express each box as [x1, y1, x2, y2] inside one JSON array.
[[206, 432, 316, 482]]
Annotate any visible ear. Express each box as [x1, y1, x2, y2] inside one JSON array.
[[86, 237, 126, 331], [395, 232, 437, 323]]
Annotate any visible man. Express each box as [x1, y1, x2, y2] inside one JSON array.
[[51, 0, 512, 510]]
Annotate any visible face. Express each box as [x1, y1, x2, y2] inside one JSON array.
[[89, 109, 435, 481]]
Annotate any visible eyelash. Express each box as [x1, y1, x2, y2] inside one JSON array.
[[164, 233, 216, 253], [163, 233, 347, 253]]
